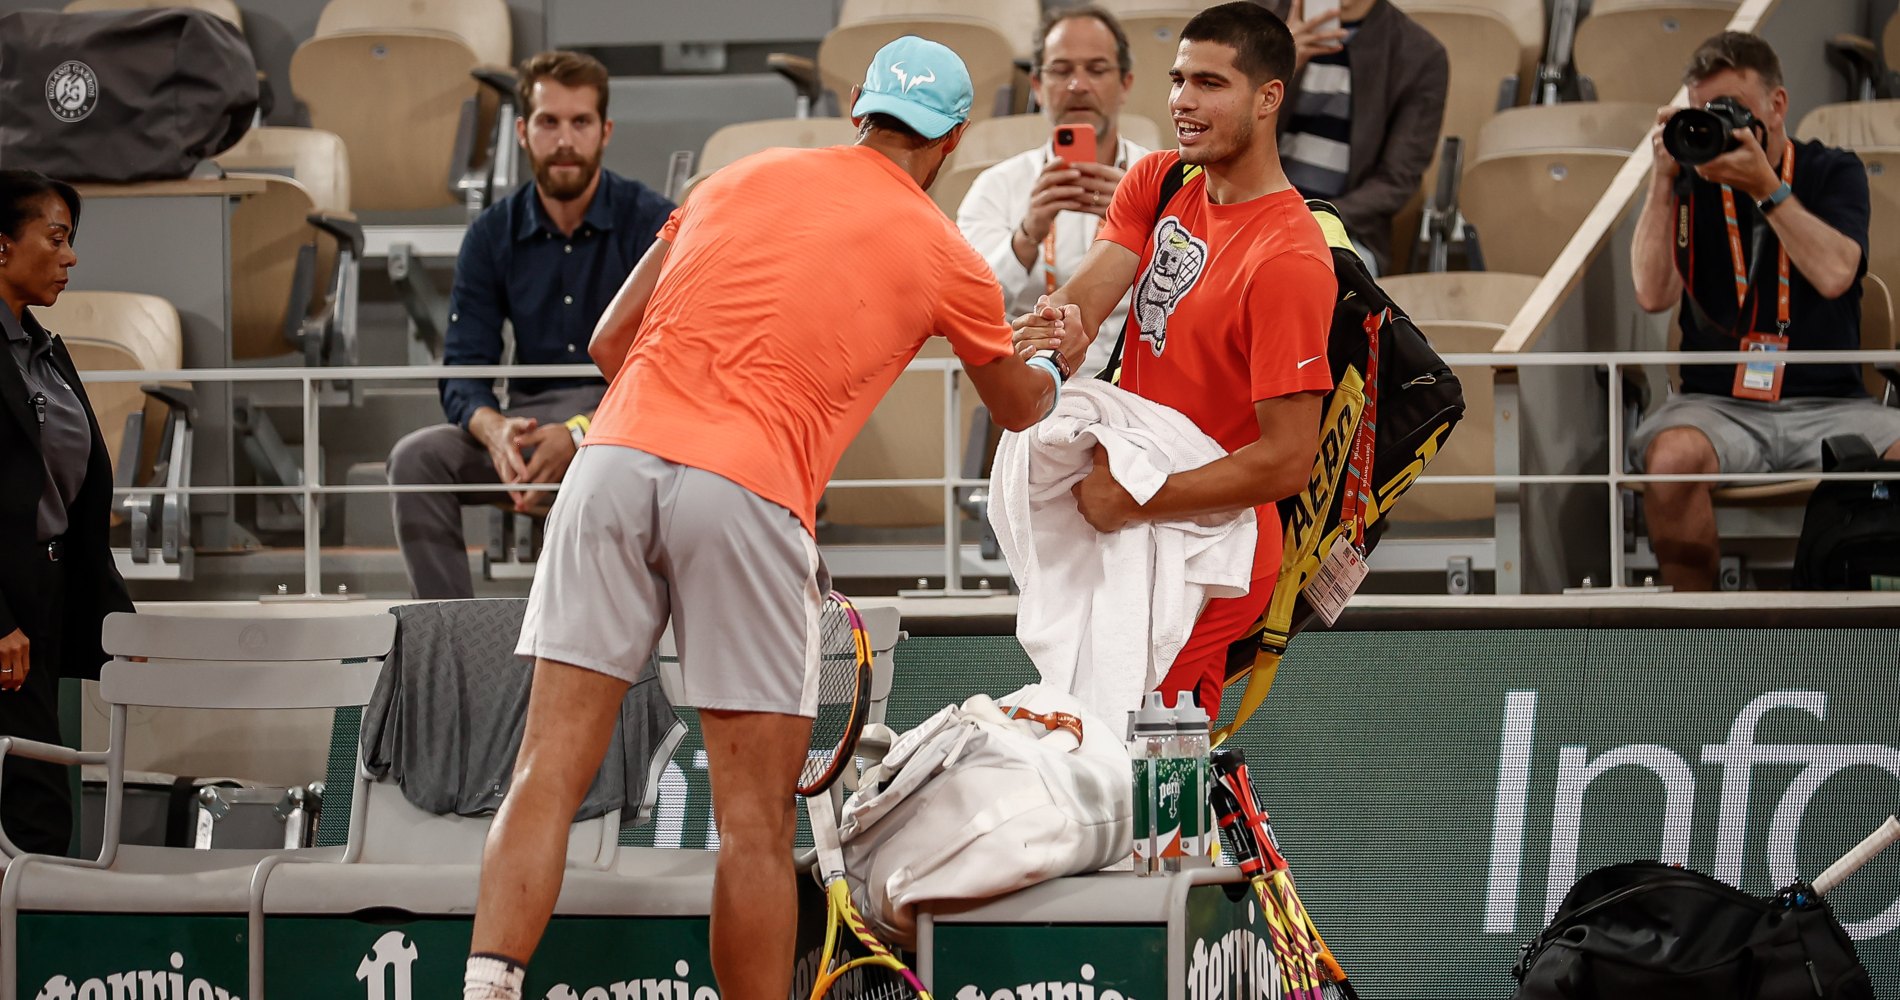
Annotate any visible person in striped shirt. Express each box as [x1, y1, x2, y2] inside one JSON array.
[[1270, 0, 1447, 275]]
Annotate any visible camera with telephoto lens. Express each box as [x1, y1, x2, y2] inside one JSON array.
[[1663, 96, 1766, 166]]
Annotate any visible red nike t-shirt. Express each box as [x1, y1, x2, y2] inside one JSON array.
[[1096, 151, 1337, 578]]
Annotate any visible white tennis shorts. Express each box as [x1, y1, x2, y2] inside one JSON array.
[[516, 445, 824, 716]]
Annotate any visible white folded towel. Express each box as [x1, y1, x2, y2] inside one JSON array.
[[988, 379, 1257, 722]]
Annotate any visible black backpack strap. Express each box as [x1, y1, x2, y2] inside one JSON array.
[[1822, 433, 1880, 471], [1098, 160, 1195, 383]]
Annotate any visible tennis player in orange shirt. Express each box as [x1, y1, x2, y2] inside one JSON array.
[[462, 37, 1085, 1000]]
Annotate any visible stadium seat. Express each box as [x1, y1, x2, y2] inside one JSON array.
[[1392, 0, 1545, 104], [817, 16, 1022, 126], [1382, 272, 1540, 528], [1387, 2, 1523, 262], [1798, 100, 1900, 151], [1091, 0, 1214, 13], [839, 0, 1041, 61], [36, 292, 193, 571], [677, 116, 860, 201], [1573, 0, 1740, 104], [1835, 147, 1900, 299], [0, 613, 393, 998], [1117, 12, 1192, 140], [289, 0, 515, 214], [1459, 103, 1650, 276], [932, 111, 1165, 214], [1886, 9, 1900, 74], [62, 0, 241, 28], [215, 128, 363, 367]]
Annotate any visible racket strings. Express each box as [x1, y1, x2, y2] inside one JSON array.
[[800, 596, 873, 793]]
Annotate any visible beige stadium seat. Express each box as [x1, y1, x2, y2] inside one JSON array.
[[1887, 10, 1900, 73], [1467, 100, 1656, 158], [1392, 0, 1544, 104], [38, 292, 192, 555], [1798, 100, 1900, 151], [818, 17, 1021, 127], [1118, 12, 1192, 141], [314, 0, 509, 65], [932, 112, 1166, 214], [215, 128, 363, 366], [218, 126, 351, 213], [290, 0, 512, 213], [1459, 104, 1646, 275], [1381, 272, 1540, 524], [1391, 4, 1523, 232], [1573, 0, 1740, 105], [1092, 0, 1215, 13], [839, 0, 1040, 61], [39, 292, 182, 479], [63, 0, 241, 27], [1854, 148, 1900, 299], [678, 117, 858, 202]]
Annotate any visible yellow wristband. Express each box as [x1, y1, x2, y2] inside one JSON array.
[[564, 414, 591, 434]]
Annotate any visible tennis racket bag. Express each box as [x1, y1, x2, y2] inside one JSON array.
[[1511, 862, 1874, 1000], [1216, 200, 1465, 740], [0, 8, 256, 182], [837, 684, 1131, 947], [1100, 163, 1464, 738]]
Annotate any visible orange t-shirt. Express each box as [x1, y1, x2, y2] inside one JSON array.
[[586, 144, 1015, 533], [1096, 151, 1337, 578]]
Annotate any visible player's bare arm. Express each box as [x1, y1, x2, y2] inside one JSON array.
[[1072, 393, 1325, 532], [587, 237, 671, 379], [1013, 239, 1141, 373]]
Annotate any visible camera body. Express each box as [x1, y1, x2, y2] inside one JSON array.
[[1663, 96, 1766, 166]]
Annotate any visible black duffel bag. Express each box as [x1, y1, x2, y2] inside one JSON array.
[[1794, 434, 1900, 590], [1512, 861, 1874, 1000], [0, 7, 256, 182]]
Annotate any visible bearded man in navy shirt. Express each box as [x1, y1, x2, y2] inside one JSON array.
[[388, 50, 671, 599]]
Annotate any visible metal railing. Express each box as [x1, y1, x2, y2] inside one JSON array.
[[83, 348, 1900, 596]]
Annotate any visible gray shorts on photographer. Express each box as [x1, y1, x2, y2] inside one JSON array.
[[1627, 392, 1900, 474]]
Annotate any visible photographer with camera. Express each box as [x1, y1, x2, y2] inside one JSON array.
[[1630, 31, 1900, 591]]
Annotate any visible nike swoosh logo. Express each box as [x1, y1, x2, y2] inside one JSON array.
[[1297, 355, 1323, 368]]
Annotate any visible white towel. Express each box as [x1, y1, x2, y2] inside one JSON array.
[[988, 379, 1257, 722]]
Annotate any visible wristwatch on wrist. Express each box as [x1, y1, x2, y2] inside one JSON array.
[[564, 414, 590, 448], [1033, 347, 1071, 381], [1757, 181, 1793, 216]]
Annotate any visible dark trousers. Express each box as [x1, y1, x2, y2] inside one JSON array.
[[0, 555, 70, 857], [386, 385, 606, 600]]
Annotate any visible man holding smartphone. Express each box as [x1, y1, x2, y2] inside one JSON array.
[[958, 5, 1153, 377]]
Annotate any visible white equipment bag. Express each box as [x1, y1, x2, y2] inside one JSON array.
[[838, 683, 1133, 945]]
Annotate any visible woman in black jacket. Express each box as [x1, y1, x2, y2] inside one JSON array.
[[0, 170, 133, 857]]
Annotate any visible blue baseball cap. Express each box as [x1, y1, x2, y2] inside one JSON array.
[[850, 35, 973, 140]]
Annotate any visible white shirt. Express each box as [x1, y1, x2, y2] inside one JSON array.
[[956, 136, 1153, 379]]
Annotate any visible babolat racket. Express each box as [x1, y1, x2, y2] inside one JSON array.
[[804, 782, 932, 1000], [1210, 747, 1360, 1000], [1781, 814, 1900, 909], [797, 591, 874, 796]]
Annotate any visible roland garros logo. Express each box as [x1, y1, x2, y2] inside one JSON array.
[[45, 60, 98, 124]]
